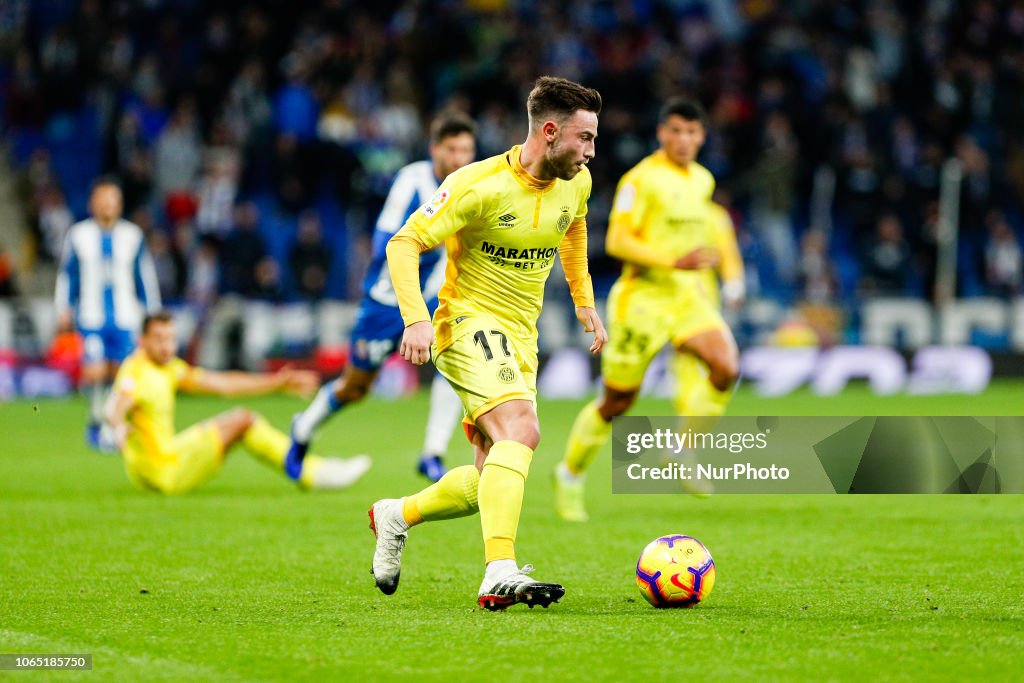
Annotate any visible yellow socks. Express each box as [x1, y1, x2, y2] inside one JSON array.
[[478, 440, 533, 563], [402, 465, 480, 525], [673, 354, 732, 419], [392, 439, 536, 564], [562, 401, 612, 476], [241, 417, 289, 468], [672, 353, 704, 416], [241, 416, 322, 487]]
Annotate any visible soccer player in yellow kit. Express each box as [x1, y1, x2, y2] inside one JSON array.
[[105, 312, 371, 495], [554, 98, 741, 521], [672, 201, 745, 417], [367, 77, 607, 610]]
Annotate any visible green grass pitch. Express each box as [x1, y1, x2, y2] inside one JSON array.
[[2, 382, 1022, 681]]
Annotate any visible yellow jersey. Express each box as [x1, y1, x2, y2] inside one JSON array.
[[399, 145, 594, 352], [112, 350, 203, 464], [606, 150, 717, 300]]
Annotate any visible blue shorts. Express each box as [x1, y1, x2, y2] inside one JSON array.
[[80, 326, 136, 363], [349, 297, 438, 371]]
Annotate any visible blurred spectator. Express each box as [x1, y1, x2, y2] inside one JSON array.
[[196, 144, 241, 239], [219, 202, 275, 298], [35, 186, 73, 263], [984, 212, 1022, 297], [862, 213, 911, 295], [376, 90, 422, 152], [5, 48, 46, 127], [224, 59, 272, 150], [290, 211, 332, 301], [153, 99, 202, 199], [745, 111, 799, 283], [187, 237, 220, 311], [273, 62, 319, 142], [798, 230, 838, 304], [956, 135, 993, 233], [6, 0, 1024, 309], [148, 229, 185, 303], [120, 149, 154, 216]]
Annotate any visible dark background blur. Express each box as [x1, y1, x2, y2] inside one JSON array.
[[2, 0, 1023, 370]]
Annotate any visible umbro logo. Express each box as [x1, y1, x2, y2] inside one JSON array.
[[497, 213, 517, 228]]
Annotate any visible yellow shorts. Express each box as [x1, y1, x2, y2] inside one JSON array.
[[601, 279, 727, 392], [433, 314, 537, 423], [124, 423, 224, 495]]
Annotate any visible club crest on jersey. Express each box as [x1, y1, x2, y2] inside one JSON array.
[[556, 206, 572, 233], [496, 365, 518, 384], [497, 212, 518, 229], [421, 190, 450, 218]]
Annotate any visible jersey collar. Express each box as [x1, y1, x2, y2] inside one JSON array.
[[507, 145, 556, 191], [653, 149, 692, 175]]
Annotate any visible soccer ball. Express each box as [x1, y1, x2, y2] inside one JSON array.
[[635, 535, 716, 607]]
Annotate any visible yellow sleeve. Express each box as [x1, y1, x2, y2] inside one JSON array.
[[174, 358, 204, 392], [112, 358, 139, 397], [559, 219, 595, 307], [605, 172, 676, 269], [713, 205, 744, 283], [387, 176, 484, 326], [386, 232, 432, 326]]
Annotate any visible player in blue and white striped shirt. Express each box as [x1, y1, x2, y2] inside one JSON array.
[[289, 113, 476, 482], [55, 179, 161, 450]]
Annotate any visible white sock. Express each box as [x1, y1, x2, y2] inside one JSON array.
[[421, 374, 463, 456], [484, 559, 518, 584], [293, 379, 342, 444], [557, 461, 583, 483], [89, 382, 108, 424]]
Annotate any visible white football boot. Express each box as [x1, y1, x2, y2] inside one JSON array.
[[368, 498, 409, 595], [477, 564, 565, 611], [306, 455, 372, 490]]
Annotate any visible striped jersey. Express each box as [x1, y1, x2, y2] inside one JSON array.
[[55, 218, 161, 330]]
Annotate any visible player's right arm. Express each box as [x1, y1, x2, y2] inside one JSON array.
[[605, 173, 718, 271], [386, 232, 433, 365], [54, 231, 79, 331], [386, 179, 482, 365], [185, 365, 319, 398]]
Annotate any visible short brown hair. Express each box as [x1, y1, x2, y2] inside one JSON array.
[[526, 76, 602, 130], [142, 310, 174, 334], [429, 111, 477, 143]]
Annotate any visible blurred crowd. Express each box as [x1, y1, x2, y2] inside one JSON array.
[[2, 0, 1024, 310]]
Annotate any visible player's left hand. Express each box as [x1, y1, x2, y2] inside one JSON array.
[[575, 306, 607, 355], [277, 367, 320, 397]]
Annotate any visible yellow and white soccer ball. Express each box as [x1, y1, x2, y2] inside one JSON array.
[[635, 535, 716, 607]]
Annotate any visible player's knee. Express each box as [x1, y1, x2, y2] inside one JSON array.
[[513, 403, 542, 449], [600, 389, 636, 420], [708, 352, 740, 392], [500, 406, 540, 449], [519, 420, 541, 450], [504, 415, 541, 449], [232, 408, 256, 428]]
